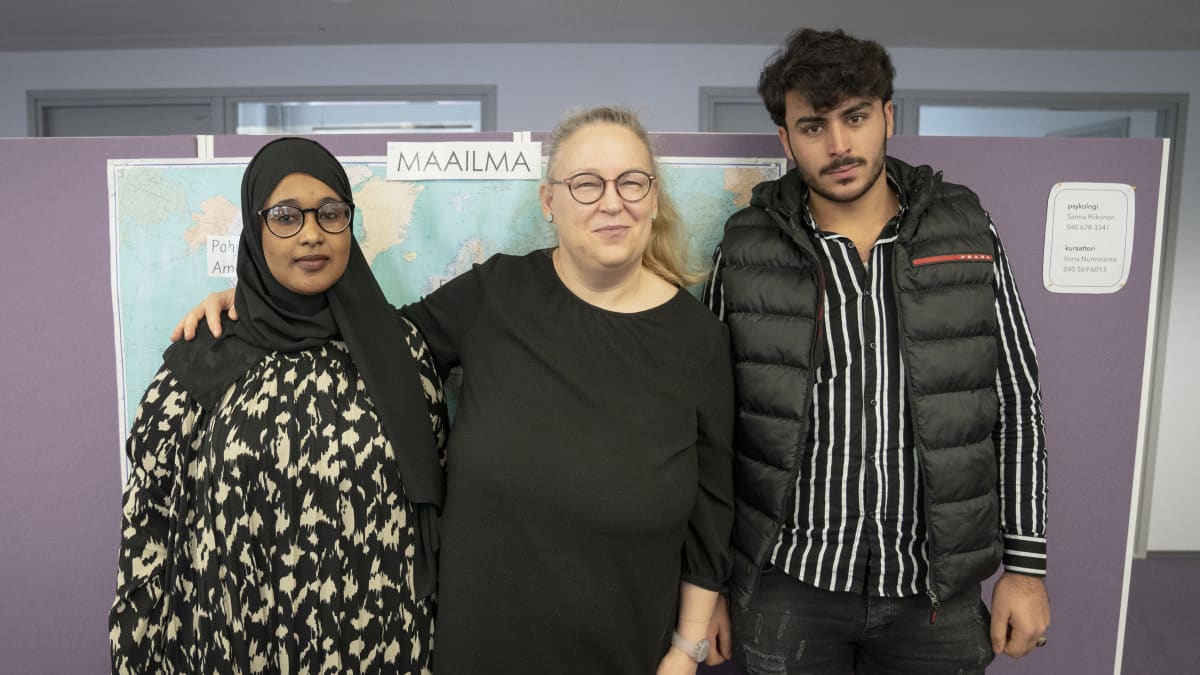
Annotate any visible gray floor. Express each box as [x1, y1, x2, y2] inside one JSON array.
[[1121, 557, 1200, 673], [700, 557, 1200, 674]]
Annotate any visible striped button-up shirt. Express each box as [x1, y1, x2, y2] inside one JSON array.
[[704, 178, 1047, 598]]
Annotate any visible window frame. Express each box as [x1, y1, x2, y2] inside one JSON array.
[[27, 85, 498, 136]]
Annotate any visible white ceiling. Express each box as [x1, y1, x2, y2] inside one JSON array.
[[2, 0, 1198, 52]]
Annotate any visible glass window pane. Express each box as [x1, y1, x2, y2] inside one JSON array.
[[235, 100, 482, 135], [918, 105, 1159, 138], [712, 100, 775, 133]]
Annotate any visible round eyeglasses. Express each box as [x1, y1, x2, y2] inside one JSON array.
[[256, 202, 354, 239], [547, 170, 656, 205]]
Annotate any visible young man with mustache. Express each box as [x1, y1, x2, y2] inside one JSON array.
[[701, 28, 1050, 673]]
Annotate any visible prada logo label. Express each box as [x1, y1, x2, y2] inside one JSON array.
[[911, 253, 994, 266]]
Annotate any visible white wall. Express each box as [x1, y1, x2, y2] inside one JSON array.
[[1, 42, 1196, 550], [0, 43, 777, 136]]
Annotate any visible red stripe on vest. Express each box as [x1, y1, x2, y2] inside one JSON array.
[[911, 253, 994, 266]]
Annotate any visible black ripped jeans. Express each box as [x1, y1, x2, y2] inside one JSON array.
[[732, 569, 994, 674]]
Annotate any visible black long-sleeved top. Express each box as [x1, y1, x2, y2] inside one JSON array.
[[404, 250, 734, 674]]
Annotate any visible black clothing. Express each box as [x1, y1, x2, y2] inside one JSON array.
[[404, 250, 735, 675], [164, 137, 444, 520], [110, 338, 446, 673], [733, 571, 994, 673], [112, 138, 448, 672], [706, 158, 1046, 609]]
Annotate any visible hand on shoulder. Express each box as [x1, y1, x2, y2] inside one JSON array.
[[170, 288, 237, 341]]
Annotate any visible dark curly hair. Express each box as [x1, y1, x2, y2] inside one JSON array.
[[757, 28, 896, 127]]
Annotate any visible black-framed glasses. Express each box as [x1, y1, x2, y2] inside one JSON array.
[[256, 202, 355, 238], [547, 169, 656, 205]]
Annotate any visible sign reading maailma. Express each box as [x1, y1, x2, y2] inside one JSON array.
[[387, 141, 541, 180]]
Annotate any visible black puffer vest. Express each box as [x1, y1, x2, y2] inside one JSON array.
[[721, 157, 1002, 609]]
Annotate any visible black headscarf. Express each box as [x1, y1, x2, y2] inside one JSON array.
[[163, 136, 444, 595]]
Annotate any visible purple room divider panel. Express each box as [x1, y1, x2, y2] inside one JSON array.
[[886, 136, 1166, 675], [0, 132, 1164, 674], [0, 135, 203, 675]]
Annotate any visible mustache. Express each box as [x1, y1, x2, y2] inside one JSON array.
[[821, 157, 866, 174]]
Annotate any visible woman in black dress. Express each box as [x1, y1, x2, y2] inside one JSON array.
[[110, 137, 446, 674], [177, 108, 736, 675], [407, 107, 734, 675]]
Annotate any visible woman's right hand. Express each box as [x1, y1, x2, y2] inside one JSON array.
[[170, 288, 237, 341]]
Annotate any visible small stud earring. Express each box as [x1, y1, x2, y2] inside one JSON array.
[[651, 210, 658, 220], [544, 212, 554, 223]]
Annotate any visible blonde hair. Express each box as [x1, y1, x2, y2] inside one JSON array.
[[544, 105, 701, 287]]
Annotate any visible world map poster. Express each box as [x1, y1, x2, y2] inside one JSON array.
[[108, 154, 785, 474]]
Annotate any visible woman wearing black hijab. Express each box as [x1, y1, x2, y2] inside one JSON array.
[[108, 138, 446, 674]]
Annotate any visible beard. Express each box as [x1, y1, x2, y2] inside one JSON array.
[[793, 134, 888, 205]]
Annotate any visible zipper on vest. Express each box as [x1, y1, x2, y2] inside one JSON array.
[[751, 205, 827, 587], [764, 206, 827, 367], [891, 236, 943, 626]]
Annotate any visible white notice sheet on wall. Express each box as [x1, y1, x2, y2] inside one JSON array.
[[1042, 182, 1135, 294]]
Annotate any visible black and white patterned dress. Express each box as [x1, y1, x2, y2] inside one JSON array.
[[109, 322, 446, 674]]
